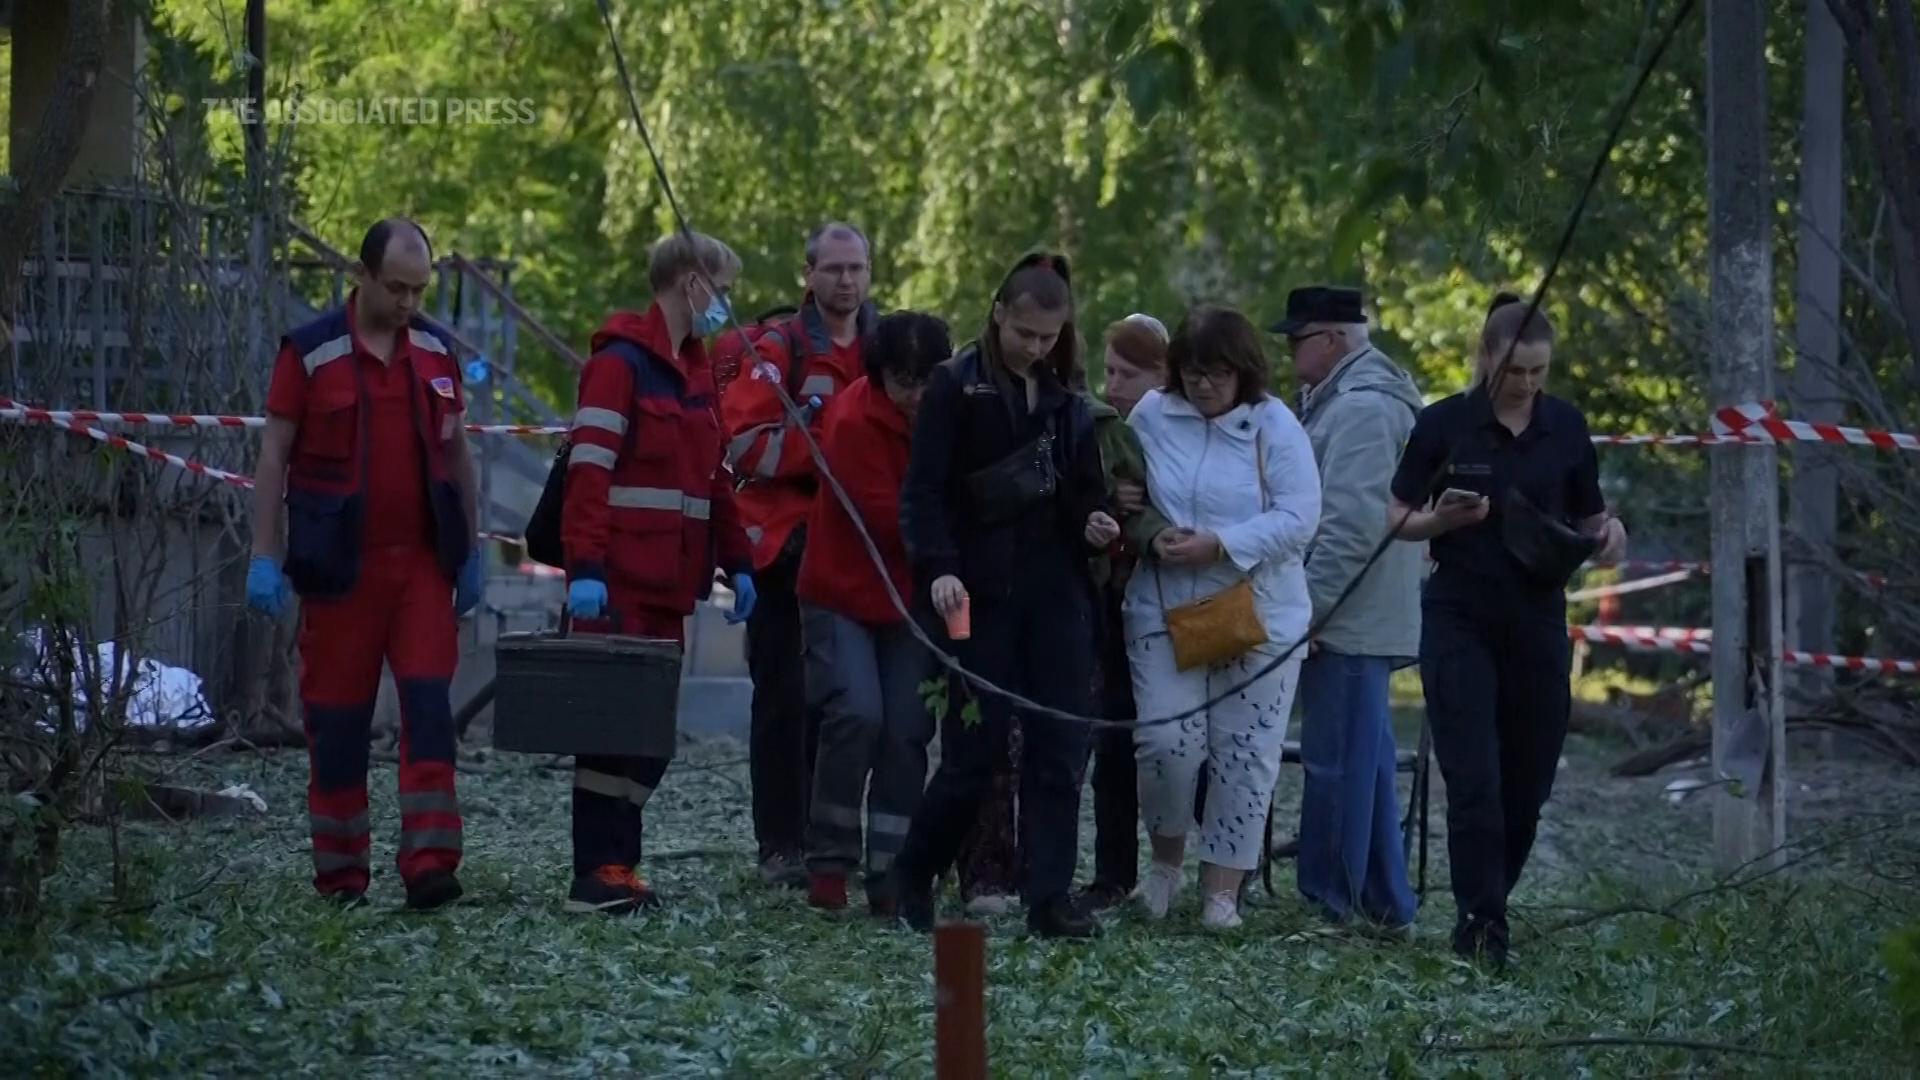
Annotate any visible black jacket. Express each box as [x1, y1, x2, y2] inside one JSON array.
[[900, 344, 1106, 603]]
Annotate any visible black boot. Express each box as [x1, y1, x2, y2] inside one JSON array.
[[403, 870, 463, 912], [892, 869, 935, 933], [1072, 880, 1131, 914], [1028, 894, 1098, 940], [1453, 914, 1510, 971]]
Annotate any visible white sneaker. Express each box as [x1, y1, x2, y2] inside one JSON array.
[[1134, 862, 1183, 920], [1201, 890, 1243, 931], [964, 893, 1013, 917]]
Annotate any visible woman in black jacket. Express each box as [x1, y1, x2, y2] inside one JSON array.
[[1388, 294, 1628, 969], [889, 252, 1119, 938]]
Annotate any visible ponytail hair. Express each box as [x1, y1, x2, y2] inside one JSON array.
[[985, 250, 1081, 385], [1472, 290, 1556, 389]]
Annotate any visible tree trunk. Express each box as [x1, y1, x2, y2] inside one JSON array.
[[0, 0, 110, 344], [1825, 0, 1920, 375], [1787, 0, 1846, 737]]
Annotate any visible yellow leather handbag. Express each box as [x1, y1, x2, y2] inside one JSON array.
[[1158, 429, 1271, 672]]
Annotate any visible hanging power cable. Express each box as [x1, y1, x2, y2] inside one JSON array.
[[591, 0, 1698, 732]]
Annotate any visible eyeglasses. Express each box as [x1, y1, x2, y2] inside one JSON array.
[[1179, 367, 1236, 389], [1287, 330, 1331, 347]]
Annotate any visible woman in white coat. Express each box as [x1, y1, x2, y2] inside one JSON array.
[[1125, 306, 1322, 930]]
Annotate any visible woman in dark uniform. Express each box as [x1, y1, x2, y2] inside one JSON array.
[[889, 252, 1120, 939], [1387, 294, 1626, 968]]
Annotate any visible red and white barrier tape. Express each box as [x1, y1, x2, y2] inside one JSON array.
[[467, 424, 567, 435], [0, 406, 261, 428], [1, 407, 565, 437], [1571, 624, 1920, 676], [1566, 567, 1696, 601], [1593, 559, 1710, 574], [1590, 624, 1715, 643], [13, 396, 1918, 453], [1782, 650, 1920, 676], [1587, 559, 1890, 590], [21, 412, 255, 488], [1714, 401, 1920, 453], [1570, 625, 1713, 655], [0, 406, 1728, 446], [1589, 433, 1746, 447]]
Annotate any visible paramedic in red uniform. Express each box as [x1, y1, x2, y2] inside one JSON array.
[[247, 217, 483, 910], [721, 222, 880, 886], [559, 230, 758, 914]]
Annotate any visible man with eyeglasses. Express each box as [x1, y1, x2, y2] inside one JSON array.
[[722, 222, 882, 887], [1273, 285, 1425, 932]]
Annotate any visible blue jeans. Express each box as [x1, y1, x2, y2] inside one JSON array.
[[1296, 651, 1418, 927]]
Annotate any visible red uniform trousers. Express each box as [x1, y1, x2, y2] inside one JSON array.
[[299, 543, 462, 895], [569, 595, 684, 877]]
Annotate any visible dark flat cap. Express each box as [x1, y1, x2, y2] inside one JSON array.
[[1268, 286, 1365, 335]]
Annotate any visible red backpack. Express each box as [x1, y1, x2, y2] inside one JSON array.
[[712, 304, 807, 403]]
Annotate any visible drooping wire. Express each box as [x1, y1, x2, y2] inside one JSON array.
[[590, 0, 1697, 732]]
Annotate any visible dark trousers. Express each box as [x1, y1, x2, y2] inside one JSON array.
[[1086, 578, 1140, 892], [895, 586, 1094, 908], [1419, 592, 1571, 934], [803, 606, 934, 879], [955, 700, 1020, 900], [569, 604, 681, 876], [1088, 686, 1139, 893], [747, 549, 816, 860], [571, 754, 670, 876]]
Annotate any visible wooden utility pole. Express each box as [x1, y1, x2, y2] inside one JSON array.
[[1788, 0, 1846, 737], [1707, 0, 1788, 870]]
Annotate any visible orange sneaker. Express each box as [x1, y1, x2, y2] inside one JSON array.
[[566, 864, 640, 915]]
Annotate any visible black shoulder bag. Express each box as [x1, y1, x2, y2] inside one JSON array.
[[1501, 486, 1598, 589]]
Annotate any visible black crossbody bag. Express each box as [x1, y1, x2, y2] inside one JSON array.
[[1501, 486, 1598, 589], [964, 424, 1059, 526]]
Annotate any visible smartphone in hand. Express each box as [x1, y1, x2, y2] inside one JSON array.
[[1438, 487, 1488, 510]]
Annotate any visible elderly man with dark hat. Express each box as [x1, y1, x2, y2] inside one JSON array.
[[1273, 285, 1425, 931]]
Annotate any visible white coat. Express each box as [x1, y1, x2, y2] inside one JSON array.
[[1122, 389, 1322, 649], [1121, 388, 1322, 872]]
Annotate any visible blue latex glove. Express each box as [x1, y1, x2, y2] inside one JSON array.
[[726, 572, 757, 625], [454, 549, 484, 616], [568, 578, 608, 620], [246, 555, 290, 618]]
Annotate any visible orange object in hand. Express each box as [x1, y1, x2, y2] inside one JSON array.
[[945, 591, 972, 641]]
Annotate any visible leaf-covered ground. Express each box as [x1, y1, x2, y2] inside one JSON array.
[[4, 731, 1918, 1077]]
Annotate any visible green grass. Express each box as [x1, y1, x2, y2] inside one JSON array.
[[3, 739, 1918, 1077]]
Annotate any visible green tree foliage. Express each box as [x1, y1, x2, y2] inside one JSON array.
[[146, 0, 1914, 658]]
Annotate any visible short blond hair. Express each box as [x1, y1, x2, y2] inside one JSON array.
[[647, 230, 741, 293]]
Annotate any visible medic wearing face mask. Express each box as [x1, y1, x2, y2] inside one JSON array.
[[557, 230, 757, 915]]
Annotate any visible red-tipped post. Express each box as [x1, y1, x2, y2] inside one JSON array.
[[933, 921, 986, 1079]]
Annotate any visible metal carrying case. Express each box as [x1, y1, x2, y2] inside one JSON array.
[[492, 619, 682, 760]]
